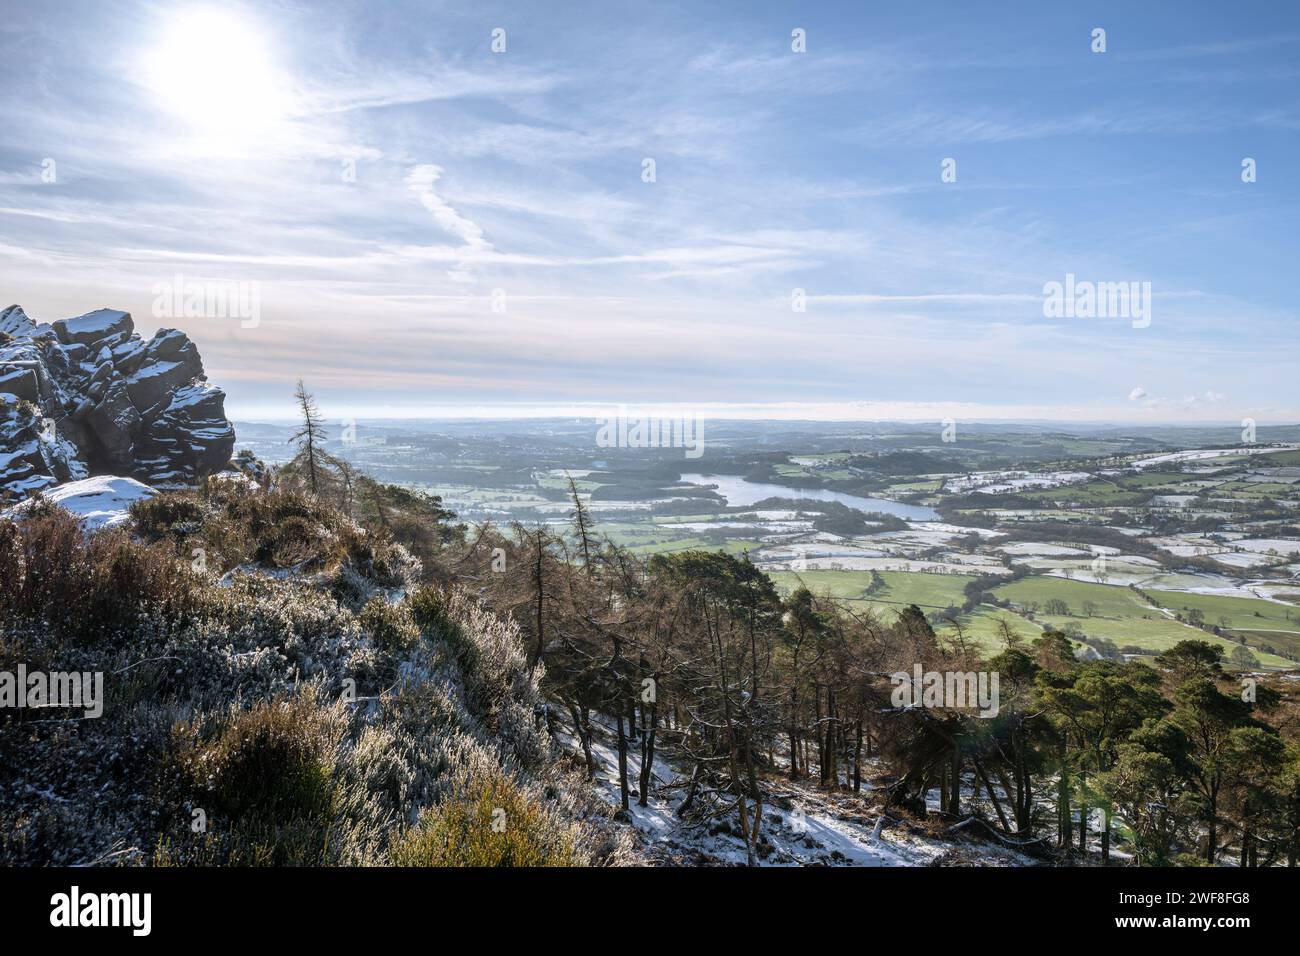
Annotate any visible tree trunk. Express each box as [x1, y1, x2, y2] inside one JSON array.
[[852, 718, 863, 793], [528, 533, 545, 671], [1101, 807, 1111, 865], [564, 699, 595, 778], [638, 689, 657, 807], [974, 758, 1012, 832], [789, 686, 800, 779], [814, 684, 824, 783], [1058, 767, 1071, 849], [823, 687, 837, 788], [947, 745, 961, 817], [1205, 787, 1218, 865], [615, 711, 630, 811]]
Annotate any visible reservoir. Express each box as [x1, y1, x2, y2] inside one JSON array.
[[679, 473, 939, 521]]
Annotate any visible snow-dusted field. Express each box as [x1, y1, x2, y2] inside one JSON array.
[[942, 471, 1092, 494], [1231, 538, 1300, 556], [1131, 445, 1299, 470], [998, 541, 1093, 557], [1208, 552, 1277, 569]]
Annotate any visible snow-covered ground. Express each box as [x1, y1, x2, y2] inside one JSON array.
[[1206, 552, 1276, 569], [999, 542, 1091, 558], [560, 715, 1039, 867], [1132, 445, 1299, 469], [1231, 538, 1300, 556], [759, 555, 1010, 575], [942, 471, 1092, 494], [3, 475, 154, 529]]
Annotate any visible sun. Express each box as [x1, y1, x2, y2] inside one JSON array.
[[143, 7, 290, 139]]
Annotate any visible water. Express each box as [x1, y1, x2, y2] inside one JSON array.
[[679, 473, 939, 521]]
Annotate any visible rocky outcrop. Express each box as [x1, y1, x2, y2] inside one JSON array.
[[0, 304, 235, 499]]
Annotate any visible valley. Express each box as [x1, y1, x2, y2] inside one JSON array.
[[237, 418, 1300, 670]]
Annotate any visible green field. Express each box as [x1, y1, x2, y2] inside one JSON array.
[[882, 479, 943, 493], [767, 569, 1039, 655], [1020, 482, 1150, 507], [602, 524, 759, 557], [763, 570, 1250, 660], [933, 605, 1043, 655], [768, 569, 976, 610], [1141, 589, 1300, 658], [1118, 472, 1197, 489], [993, 577, 1293, 667], [769, 568, 995, 644]]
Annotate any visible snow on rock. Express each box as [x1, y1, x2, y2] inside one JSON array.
[[0, 303, 234, 498], [52, 308, 133, 347], [4, 475, 155, 529], [0, 304, 35, 338]]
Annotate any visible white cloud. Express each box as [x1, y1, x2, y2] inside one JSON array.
[[404, 165, 489, 252]]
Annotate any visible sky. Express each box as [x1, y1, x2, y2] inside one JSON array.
[[0, 0, 1297, 423]]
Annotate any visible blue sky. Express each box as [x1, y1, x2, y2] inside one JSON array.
[[0, 0, 1297, 422]]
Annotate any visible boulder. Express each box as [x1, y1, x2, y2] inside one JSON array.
[[0, 367, 40, 403], [52, 308, 133, 347]]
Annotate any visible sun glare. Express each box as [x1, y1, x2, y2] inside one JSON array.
[[144, 7, 290, 140]]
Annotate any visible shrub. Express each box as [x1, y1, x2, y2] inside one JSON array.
[[409, 585, 452, 634], [0, 508, 202, 645], [205, 486, 330, 569], [129, 494, 206, 542], [359, 596, 418, 654], [338, 527, 412, 589], [268, 514, 329, 568], [327, 529, 417, 608], [162, 690, 343, 864], [409, 585, 476, 667], [389, 771, 579, 867]]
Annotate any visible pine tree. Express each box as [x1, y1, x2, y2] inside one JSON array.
[[291, 378, 327, 496], [567, 474, 594, 574]]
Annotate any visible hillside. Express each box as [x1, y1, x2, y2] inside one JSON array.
[[0, 484, 633, 866]]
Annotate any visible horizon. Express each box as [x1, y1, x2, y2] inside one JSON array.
[[228, 403, 1300, 428], [1, 0, 1297, 422]]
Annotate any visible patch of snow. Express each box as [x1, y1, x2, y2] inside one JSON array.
[[4, 475, 154, 529]]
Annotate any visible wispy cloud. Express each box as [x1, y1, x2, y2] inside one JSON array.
[[0, 0, 1296, 421]]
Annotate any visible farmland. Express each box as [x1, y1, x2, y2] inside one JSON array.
[[241, 417, 1300, 672]]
